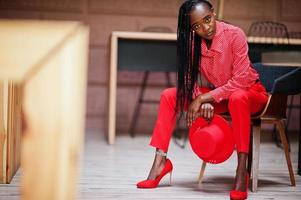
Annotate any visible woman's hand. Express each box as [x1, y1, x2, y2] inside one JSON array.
[[186, 97, 202, 127], [200, 103, 214, 121], [186, 93, 215, 127]]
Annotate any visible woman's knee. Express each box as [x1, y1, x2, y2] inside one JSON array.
[[160, 88, 177, 101], [228, 90, 249, 106]]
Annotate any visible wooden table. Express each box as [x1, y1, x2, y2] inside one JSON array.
[[0, 20, 89, 200], [108, 31, 177, 145], [262, 51, 301, 67]]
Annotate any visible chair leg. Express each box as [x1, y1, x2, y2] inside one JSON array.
[[285, 96, 294, 143], [198, 161, 206, 184], [247, 127, 253, 176], [251, 119, 261, 192], [129, 71, 149, 137], [276, 119, 296, 186]]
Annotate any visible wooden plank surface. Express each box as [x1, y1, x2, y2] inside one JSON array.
[[262, 51, 301, 67], [0, 20, 80, 82], [0, 133, 301, 199], [108, 33, 118, 144], [110, 31, 301, 45], [0, 81, 21, 184], [0, 81, 8, 183], [6, 83, 21, 183], [82, 133, 301, 200]]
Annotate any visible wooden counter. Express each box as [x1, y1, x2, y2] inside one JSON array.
[[0, 20, 89, 200]]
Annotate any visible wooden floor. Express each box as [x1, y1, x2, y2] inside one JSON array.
[[1, 130, 301, 200]]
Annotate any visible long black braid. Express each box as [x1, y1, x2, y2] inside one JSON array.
[[175, 0, 213, 117]]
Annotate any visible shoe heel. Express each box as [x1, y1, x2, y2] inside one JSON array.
[[169, 171, 172, 185]]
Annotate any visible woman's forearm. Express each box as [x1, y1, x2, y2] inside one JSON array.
[[197, 92, 214, 104]]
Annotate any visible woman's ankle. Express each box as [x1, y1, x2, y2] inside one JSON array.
[[148, 158, 166, 180], [236, 167, 247, 174], [234, 168, 247, 190], [154, 149, 167, 163]]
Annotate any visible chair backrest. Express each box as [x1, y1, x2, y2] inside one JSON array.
[[252, 63, 301, 95], [252, 63, 301, 118], [247, 21, 289, 39]]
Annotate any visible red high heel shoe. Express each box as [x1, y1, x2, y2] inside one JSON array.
[[136, 159, 173, 188], [230, 173, 249, 200]]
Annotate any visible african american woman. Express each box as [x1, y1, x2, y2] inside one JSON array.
[[136, 1, 268, 199]]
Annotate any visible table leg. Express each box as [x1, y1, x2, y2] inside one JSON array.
[[297, 95, 301, 176]]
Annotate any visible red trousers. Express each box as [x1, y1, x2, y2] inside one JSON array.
[[149, 82, 268, 153]]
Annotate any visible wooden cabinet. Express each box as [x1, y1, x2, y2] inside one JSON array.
[[0, 20, 89, 200]]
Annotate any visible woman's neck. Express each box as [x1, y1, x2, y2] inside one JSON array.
[[204, 39, 212, 50]]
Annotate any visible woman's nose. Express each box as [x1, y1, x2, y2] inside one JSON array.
[[202, 24, 210, 32]]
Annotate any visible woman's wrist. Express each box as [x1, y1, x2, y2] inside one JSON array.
[[196, 94, 204, 104], [197, 92, 214, 104]]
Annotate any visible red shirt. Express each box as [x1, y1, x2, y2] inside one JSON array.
[[197, 21, 259, 103]]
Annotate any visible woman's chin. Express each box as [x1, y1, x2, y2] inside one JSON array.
[[204, 33, 215, 40]]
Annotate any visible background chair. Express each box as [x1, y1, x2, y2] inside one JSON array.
[[289, 32, 301, 39], [198, 63, 301, 192], [247, 21, 289, 39]]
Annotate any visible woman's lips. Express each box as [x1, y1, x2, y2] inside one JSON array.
[[207, 31, 213, 36]]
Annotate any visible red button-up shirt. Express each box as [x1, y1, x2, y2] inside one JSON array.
[[197, 21, 259, 103]]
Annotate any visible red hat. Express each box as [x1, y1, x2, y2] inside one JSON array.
[[188, 114, 234, 164]]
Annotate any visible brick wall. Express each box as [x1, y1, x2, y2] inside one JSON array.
[[0, 0, 300, 137]]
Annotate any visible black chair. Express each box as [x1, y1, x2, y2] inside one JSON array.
[[198, 63, 301, 192], [247, 20, 296, 148]]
